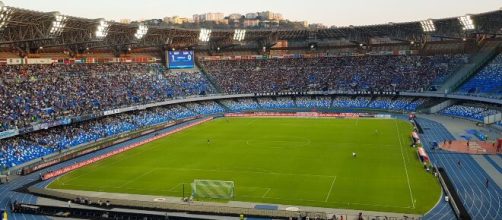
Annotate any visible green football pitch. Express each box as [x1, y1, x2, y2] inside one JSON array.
[[48, 117, 441, 214]]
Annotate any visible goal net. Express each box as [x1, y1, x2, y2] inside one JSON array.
[[191, 179, 235, 200]]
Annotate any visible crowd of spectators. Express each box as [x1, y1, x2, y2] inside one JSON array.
[[295, 96, 332, 109], [2, 53, 497, 169], [201, 54, 468, 94], [387, 97, 415, 110], [0, 101, 218, 168], [331, 96, 372, 109], [368, 97, 394, 109], [440, 104, 501, 122], [404, 98, 427, 111], [257, 97, 296, 109], [0, 63, 214, 132], [367, 97, 425, 111], [0, 93, 456, 168], [185, 101, 225, 115], [220, 99, 260, 112], [457, 53, 502, 98]]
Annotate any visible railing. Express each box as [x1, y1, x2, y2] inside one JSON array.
[[28, 186, 327, 219], [434, 166, 471, 220]]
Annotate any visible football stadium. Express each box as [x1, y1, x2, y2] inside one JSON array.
[[0, 1, 501, 219]]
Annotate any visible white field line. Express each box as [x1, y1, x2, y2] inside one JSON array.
[[324, 176, 337, 202], [60, 183, 174, 193], [395, 120, 416, 209], [167, 182, 189, 192], [118, 169, 156, 188], [262, 188, 272, 198], [151, 167, 336, 179]]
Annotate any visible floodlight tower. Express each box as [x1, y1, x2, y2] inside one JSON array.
[[233, 29, 246, 41], [230, 29, 246, 48], [95, 18, 110, 39], [420, 19, 436, 33], [198, 28, 212, 42], [49, 12, 67, 37], [134, 23, 148, 40], [197, 28, 212, 50], [0, 1, 13, 30], [458, 15, 475, 31]]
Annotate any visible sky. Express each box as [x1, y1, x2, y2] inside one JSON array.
[[2, 0, 500, 26]]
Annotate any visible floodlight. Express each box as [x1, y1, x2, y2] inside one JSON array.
[[420, 19, 436, 32], [95, 19, 109, 38], [0, 1, 13, 30], [134, 23, 148, 39], [458, 15, 475, 30], [233, 29, 246, 41], [49, 12, 67, 37], [198, 28, 212, 42]]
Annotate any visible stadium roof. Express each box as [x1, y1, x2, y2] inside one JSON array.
[[0, 1, 500, 52]]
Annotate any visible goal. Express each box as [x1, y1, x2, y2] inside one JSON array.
[[191, 179, 235, 200]]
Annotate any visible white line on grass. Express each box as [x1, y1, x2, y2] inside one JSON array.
[[262, 188, 271, 198], [118, 169, 156, 188], [167, 183, 189, 192], [324, 176, 337, 202], [153, 167, 336, 179], [394, 120, 415, 209]]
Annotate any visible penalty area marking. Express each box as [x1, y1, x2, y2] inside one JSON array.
[[324, 176, 337, 202], [168, 182, 190, 192], [262, 188, 272, 198]]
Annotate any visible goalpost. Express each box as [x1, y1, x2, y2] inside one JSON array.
[[191, 179, 235, 200]]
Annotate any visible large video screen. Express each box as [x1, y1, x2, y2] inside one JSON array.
[[167, 50, 194, 69]]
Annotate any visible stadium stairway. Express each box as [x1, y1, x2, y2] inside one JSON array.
[[416, 118, 502, 220], [195, 61, 223, 93], [215, 100, 233, 112]]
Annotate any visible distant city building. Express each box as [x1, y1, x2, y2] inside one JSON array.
[[193, 13, 225, 23], [245, 13, 258, 19], [163, 11, 321, 29], [243, 19, 260, 27], [309, 23, 327, 29], [218, 19, 229, 25], [259, 20, 280, 28], [163, 16, 190, 24], [119, 19, 131, 24], [228, 13, 242, 20], [297, 21, 309, 28], [257, 11, 283, 20], [143, 19, 163, 26]]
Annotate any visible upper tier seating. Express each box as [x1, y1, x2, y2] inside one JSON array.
[[201, 54, 468, 94], [0, 64, 214, 132], [457, 53, 502, 98]]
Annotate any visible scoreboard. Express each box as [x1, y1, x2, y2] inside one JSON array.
[[167, 50, 194, 69]]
